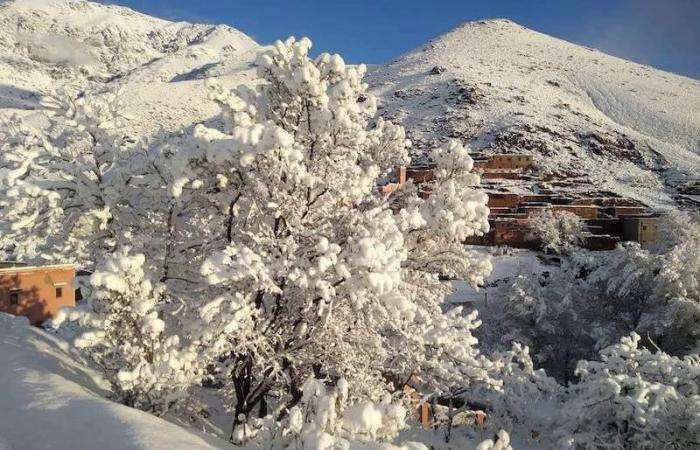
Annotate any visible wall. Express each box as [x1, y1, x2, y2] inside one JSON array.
[[481, 171, 522, 180], [406, 165, 435, 184], [0, 266, 75, 325], [551, 204, 599, 219], [492, 219, 540, 249], [487, 193, 521, 208], [485, 154, 533, 170]]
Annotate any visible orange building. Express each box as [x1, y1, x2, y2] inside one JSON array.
[[0, 263, 75, 325]]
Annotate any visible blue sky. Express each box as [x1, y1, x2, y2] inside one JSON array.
[[104, 0, 700, 79]]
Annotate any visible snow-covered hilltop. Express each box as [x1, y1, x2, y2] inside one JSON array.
[[0, 0, 260, 134], [368, 19, 700, 208]]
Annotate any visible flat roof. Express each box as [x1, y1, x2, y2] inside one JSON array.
[[0, 264, 75, 274]]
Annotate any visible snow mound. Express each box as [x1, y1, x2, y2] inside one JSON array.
[[0, 313, 229, 450]]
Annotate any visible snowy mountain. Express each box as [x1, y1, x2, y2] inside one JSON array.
[[0, 0, 260, 134], [1, 1, 699, 206], [367, 19, 700, 209]]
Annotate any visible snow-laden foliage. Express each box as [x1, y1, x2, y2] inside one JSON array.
[[502, 215, 700, 385], [230, 377, 424, 449], [475, 343, 561, 431], [0, 89, 139, 268], [170, 37, 493, 434], [586, 214, 700, 353], [224, 376, 516, 450], [53, 250, 205, 412], [528, 209, 583, 254], [501, 264, 600, 385], [553, 333, 700, 450]]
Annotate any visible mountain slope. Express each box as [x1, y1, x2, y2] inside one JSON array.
[[368, 19, 700, 208], [1, 3, 698, 208], [0, 0, 260, 134]]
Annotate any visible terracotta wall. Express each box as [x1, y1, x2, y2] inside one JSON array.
[[583, 234, 621, 251], [487, 193, 521, 208], [492, 220, 540, 249], [485, 155, 533, 170], [0, 266, 75, 325], [481, 171, 522, 180], [606, 206, 647, 217], [551, 204, 599, 219], [406, 166, 435, 184], [584, 218, 624, 238]]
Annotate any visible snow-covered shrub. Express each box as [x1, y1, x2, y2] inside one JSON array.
[[528, 209, 583, 254], [654, 215, 700, 353], [474, 430, 515, 450], [501, 266, 599, 385], [53, 250, 204, 413], [172, 36, 494, 436], [228, 377, 427, 449], [587, 216, 700, 353], [553, 333, 700, 450], [474, 343, 561, 432]]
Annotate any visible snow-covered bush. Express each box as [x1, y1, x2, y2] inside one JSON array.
[[587, 216, 700, 353], [528, 209, 583, 254], [474, 343, 561, 431], [53, 250, 204, 413], [501, 266, 599, 385], [252, 377, 421, 449], [553, 333, 700, 450], [172, 36, 494, 436], [502, 224, 700, 384], [228, 377, 518, 450]]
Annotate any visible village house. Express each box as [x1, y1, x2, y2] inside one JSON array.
[[0, 263, 75, 325]]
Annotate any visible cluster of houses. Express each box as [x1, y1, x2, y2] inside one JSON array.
[[381, 152, 659, 251]]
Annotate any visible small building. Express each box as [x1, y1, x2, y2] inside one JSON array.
[[406, 164, 436, 184], [622, 216, 658, 244], [478, 154, 533, 170], [0, 264, 75, 325]]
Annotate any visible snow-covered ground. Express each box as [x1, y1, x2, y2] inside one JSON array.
[[0, 313, 231, 450]]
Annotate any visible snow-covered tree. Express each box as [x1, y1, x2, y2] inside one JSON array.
[[53, 250, 204, 413], [171, 36, 494, 436], [553, 332, 700, 450], [654, 215, 700, 353], [528, 209, 583, 254], [0, 88, 139, 269]]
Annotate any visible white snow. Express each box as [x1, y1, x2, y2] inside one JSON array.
[[0, 313, 230, 450]]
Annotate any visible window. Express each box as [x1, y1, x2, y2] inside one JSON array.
[[9, 292, 19, 305], [642, 225, 648, 231], [56, 287, 63, 298]]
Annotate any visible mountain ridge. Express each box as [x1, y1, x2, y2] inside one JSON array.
[[1, 0, 698, 208]]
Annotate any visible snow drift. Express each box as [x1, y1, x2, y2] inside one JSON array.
[[0, 313, 230, 450]]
